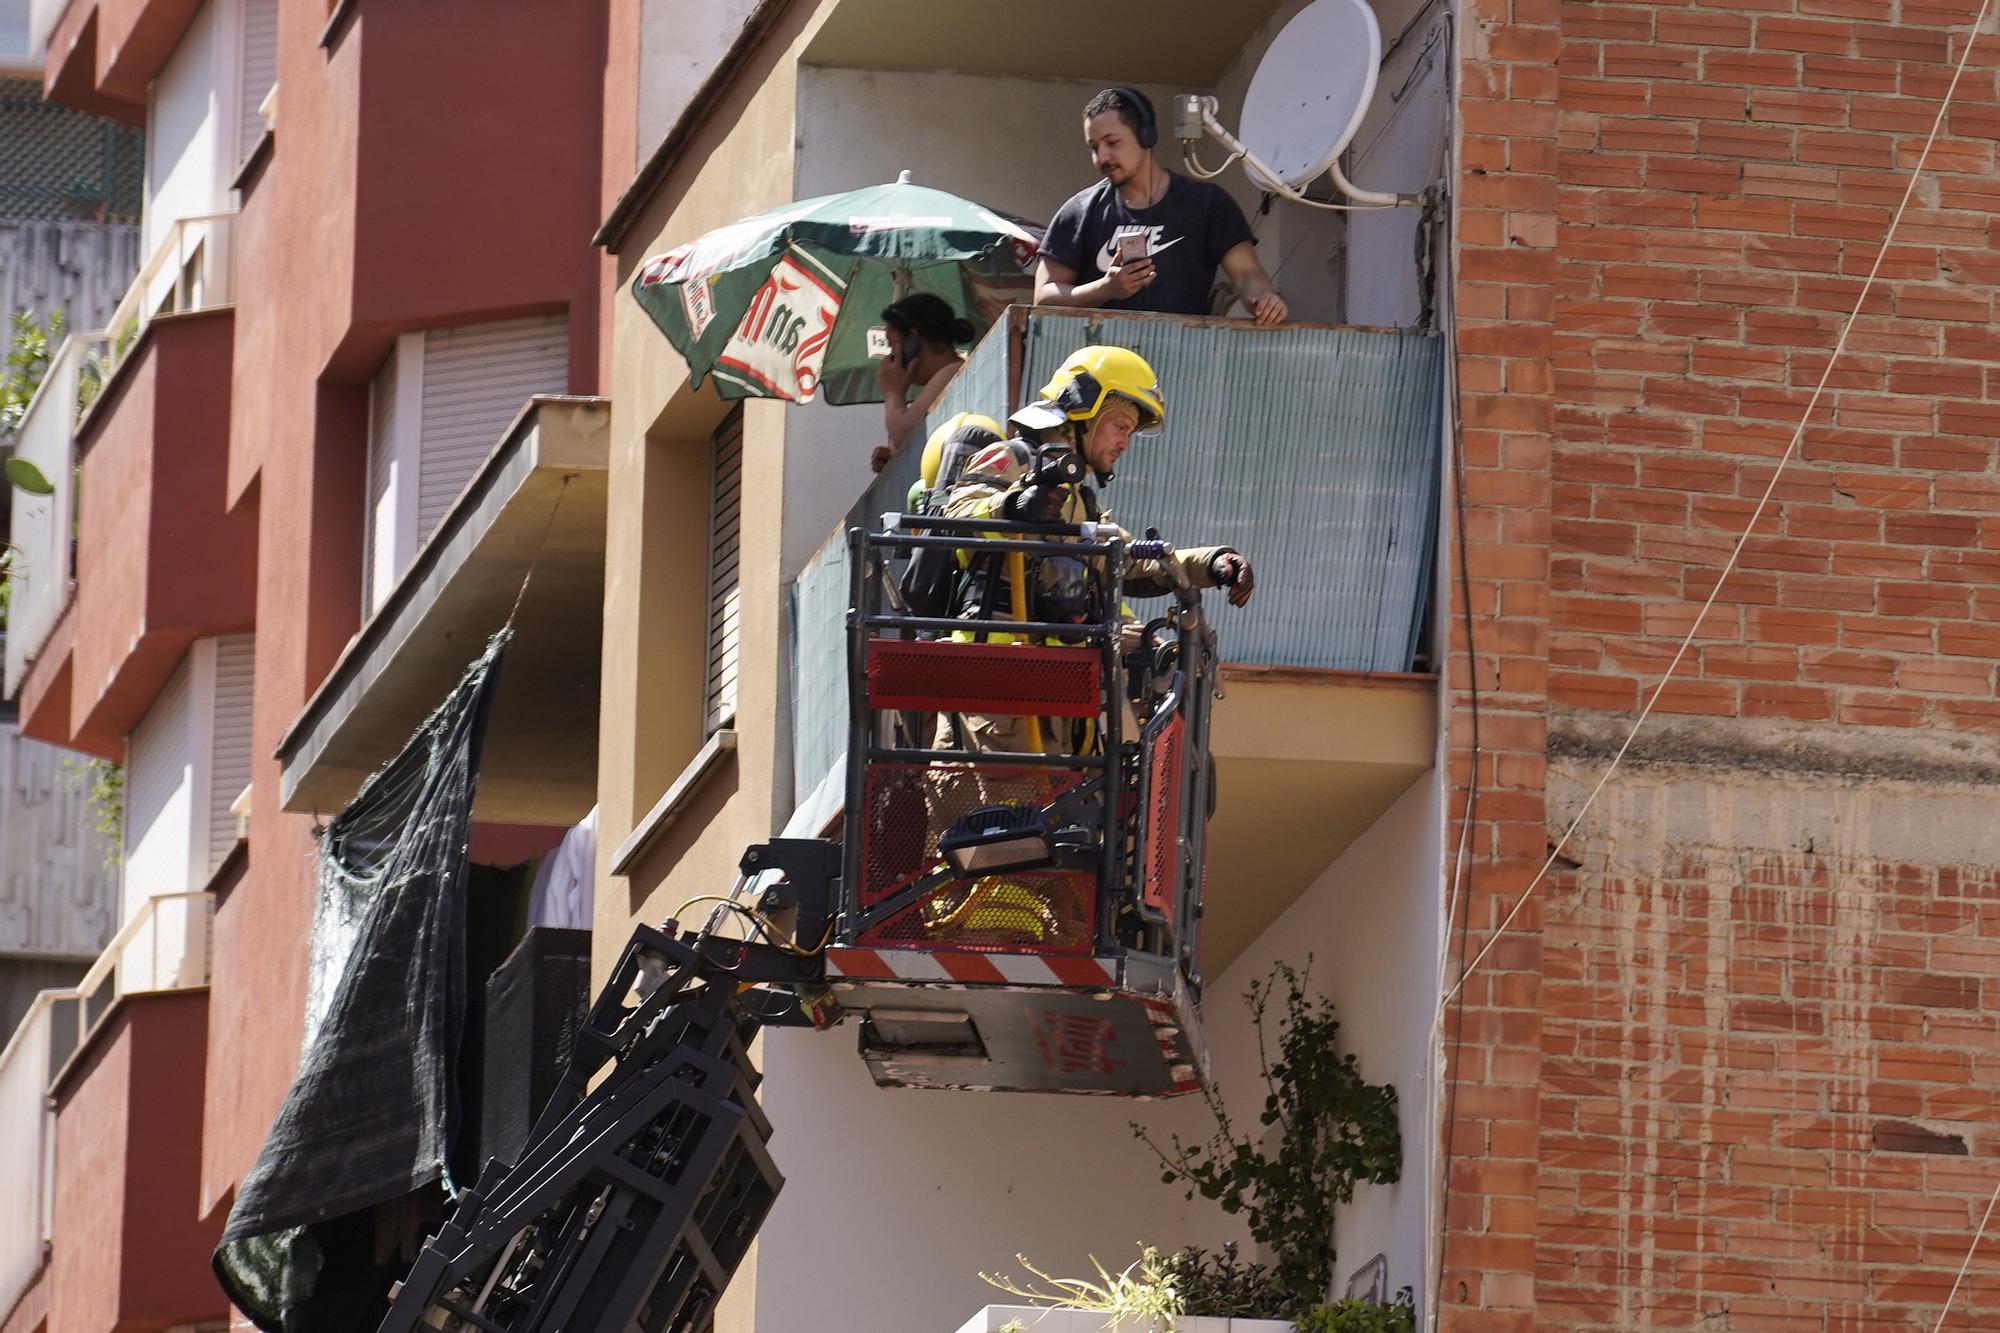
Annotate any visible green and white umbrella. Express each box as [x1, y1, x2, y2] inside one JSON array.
[[631, 172, 1039, 405]]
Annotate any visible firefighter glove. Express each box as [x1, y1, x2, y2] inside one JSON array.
[[1210, 551, 1255, 606], [1002, 483, 1065, 523]]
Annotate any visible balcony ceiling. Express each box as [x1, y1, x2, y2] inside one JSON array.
[[803, 0, 1289, 85], [1199, 671, 1435, 978], [277, 398, 610, 826]]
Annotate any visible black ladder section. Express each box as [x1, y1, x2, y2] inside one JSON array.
[[378, 838, 842, 1333]]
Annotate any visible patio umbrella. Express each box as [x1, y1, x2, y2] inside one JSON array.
[[630, 172, 1040, 405]]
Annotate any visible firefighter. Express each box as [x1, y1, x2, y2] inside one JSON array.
[[934, 344, 1254, 755]]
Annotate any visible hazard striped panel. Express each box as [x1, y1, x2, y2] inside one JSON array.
[[824, 947, 1116, 988]]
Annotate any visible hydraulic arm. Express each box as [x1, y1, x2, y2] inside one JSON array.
[[377, 840, 838, 1333]]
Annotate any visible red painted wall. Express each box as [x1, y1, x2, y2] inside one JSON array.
[[67, 311, 255, 759], [203, 0, 608, 1218], [49, 991, 225, 1333]]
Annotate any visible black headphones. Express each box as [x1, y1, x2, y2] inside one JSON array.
[[1105, 85, 1158, 149]]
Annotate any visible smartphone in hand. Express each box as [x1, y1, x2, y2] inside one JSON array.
[[1116, 232, 1150, 267]]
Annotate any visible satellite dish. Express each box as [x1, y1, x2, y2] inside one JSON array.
[[1237, 0, 1382, 192]]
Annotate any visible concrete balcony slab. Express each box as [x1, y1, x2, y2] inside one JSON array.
[[277, 397, 610, 824]]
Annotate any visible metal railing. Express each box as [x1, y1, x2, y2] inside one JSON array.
[[26, 0, 69, 61], [784, 305, 1445, 819], [0, 988, 81, 1320], [3, 332, 91, 699], [0, 889, 212, 1317], [86, 211, 238, 413]]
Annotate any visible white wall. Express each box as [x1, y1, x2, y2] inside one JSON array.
[[143, 0, 241, 258], [122, 635, 256, 906], [1199, 772, 1443, 1310], [637, 0, 761, 165], [750, 1009, 1230, 1333], [1203, 0, 1451, 328], [123, 655, 195, 914], [747, 772, 1442, 1333]]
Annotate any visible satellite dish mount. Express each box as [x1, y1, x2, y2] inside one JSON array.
[[1175, 0, 1421, 210]]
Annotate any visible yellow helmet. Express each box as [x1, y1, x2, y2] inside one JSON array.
[[919, 411, 1004, 489], [1038, 345, 1165, 435]]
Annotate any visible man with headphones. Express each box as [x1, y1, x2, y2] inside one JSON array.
[[1036, 86, 1288, 325]]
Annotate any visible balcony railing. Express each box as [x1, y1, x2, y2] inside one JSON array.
[[27, 0, 66, 60], [86, 211, 238, 415], [785, 305, 1444, 819], [4, 332, 88, 699], [0, 988, 81, 1320], [0, 890, 212, 1324]]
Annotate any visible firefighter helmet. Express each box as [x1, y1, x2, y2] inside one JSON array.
[[920, 411, 1005, 490], [1038, 345, 1165, 435]]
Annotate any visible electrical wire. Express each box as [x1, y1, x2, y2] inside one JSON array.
[[1181, 141, 1244, 180], [1437, 0, 1995, 1013], [671, 893, 831, 957], [1931, 1178, 2000, 1333]]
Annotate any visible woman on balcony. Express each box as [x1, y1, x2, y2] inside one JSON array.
[[871, 293, 975, 473]]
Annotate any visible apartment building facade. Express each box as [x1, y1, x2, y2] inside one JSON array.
[[1445, 0, 2000, 1327], [3, 1, 609, 1331]]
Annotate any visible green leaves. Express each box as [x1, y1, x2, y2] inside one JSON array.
[[3, 310, 62, 435], [6, 458, 54, 495], [1131, 959, 1403, 1319]]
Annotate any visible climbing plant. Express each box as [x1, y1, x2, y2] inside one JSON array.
[[1, 309, 60, 435], [1134, 959, 1403, 1319]]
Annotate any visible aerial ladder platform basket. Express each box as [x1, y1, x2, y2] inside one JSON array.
[[379, 514, 1223, 1333], [827, 513, 1218, 1097]]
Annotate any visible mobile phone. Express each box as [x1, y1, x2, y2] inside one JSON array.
[[1117, 233, 1149, 265], [866, 325, 891, 358]]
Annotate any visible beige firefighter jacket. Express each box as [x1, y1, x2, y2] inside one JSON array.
[[939, 436, 1234, 633]]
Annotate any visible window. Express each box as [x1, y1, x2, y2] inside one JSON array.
[[703, 410, 743, 737], [123, 633, 256, 901], [237, 0, 278, 167], [361, 315, 569, 615]]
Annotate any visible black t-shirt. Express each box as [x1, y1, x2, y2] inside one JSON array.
[[1039, 172, 1257, 316]]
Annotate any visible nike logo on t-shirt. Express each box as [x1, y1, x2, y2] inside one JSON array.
[[1095, 227, 1184, 272]]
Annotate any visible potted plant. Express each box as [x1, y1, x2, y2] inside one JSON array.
[[955, 962, 1410, 1332]]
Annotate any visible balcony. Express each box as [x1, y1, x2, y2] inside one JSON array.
[[0, 891, 219, 1333], [12, 215, 252, 758], [5, 334, 87, 702], [277, 397, 610, 824], [0, 989, 78, 1331], [786, 308, 1442, 977], [35, 0, 203, 122]]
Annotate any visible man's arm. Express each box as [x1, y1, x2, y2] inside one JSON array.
[[1035, 255, 1155, 308], [1218, 242, 1287, 325], [1126, 542, 1256, 607]]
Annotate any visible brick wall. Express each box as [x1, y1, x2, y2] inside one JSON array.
[[1551, 0, 1999, 727], [1446, 0, 2000, 1327], [1443, 0, 1560, 1325]]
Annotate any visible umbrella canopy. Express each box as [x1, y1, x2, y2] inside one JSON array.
[[631, 174, 1040, 404]]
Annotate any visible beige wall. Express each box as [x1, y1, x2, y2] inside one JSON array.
[[598, 7, 837, 1328]]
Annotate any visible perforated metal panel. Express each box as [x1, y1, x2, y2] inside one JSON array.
[[857, 763, 1096, 955], [1142, 715, 1184, 916], [865, 639, 1103, 718], [1021, 314, 1443, 670]]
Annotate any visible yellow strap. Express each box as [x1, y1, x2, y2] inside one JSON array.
[[1006, 550, 1043, 753]]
